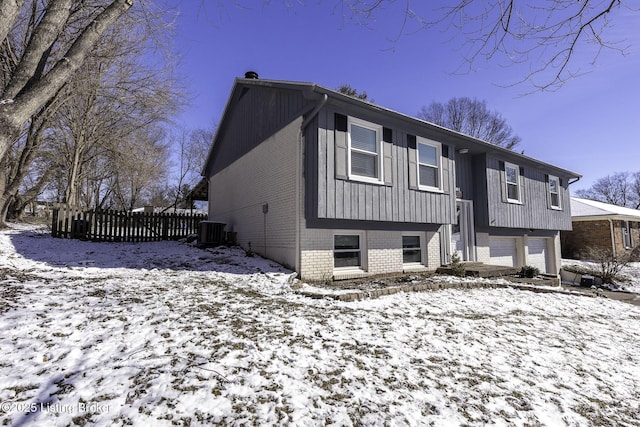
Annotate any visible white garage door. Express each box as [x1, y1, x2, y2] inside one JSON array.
[[527, 238, 548, 273], [489, 238, 517, 267]]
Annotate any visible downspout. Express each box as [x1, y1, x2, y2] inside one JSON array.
[[608, 218, 616, 256], [301, 93, 328, 129], [296, 93, 328, 276]]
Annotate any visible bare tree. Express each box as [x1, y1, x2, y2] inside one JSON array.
[[418, 97, 520, 149], [337, 84, 372, 102], [342, 1, 633, 91], [0, 1, 181, 222], [575, 172, 640, 209], [164, 127, 212, 211], [109, 127, 169, 211], [0, 0, 136, 168]]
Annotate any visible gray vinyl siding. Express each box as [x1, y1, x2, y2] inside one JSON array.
[[482, 155, 573, 230], [455, 153, 475, 200], [208, 86, 305, 176], [307, 107, 455, 225]]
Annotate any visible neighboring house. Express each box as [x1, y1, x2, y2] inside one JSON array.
[[202, 74, 581, 281], [562, 197, 640, 259]]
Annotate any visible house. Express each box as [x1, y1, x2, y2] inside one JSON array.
[[202, 74, 581, 281], [562, 197, 640, 259]]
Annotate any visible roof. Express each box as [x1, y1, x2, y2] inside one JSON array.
[[570, 197, 640, 221], [203, 76, 582, 179]]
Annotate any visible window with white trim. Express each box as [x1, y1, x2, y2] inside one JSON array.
[[334, 234, 362, 269], [622, 221, 633, 248], [417, 138, 442, 191], [348, 117, 383, 183], [505, 162, 521, 203], [402, 235, 422, 264], [548, 175, 561, 209]]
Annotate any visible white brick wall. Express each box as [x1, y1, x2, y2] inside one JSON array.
[[476, 232, 491, 264], [368, 231, 403, 275], [208, 118, 301, 270], [298, 226, 442, 281], [426, 232, 441, 269]]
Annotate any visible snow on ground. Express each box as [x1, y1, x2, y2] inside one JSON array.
[[562, 258, 640, 294], [1, 225, 640, 426]]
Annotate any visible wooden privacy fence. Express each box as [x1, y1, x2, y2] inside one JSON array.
[[52, 205, 207, 242]]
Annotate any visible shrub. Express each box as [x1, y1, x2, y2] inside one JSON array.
[[449, 253, 466, 277], [580, 247, 630, 284], [520, 265, 540, 278]]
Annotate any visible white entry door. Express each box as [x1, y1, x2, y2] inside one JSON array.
[[451, 200, 475, 261]]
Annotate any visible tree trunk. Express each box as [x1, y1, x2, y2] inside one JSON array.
[[0, 0, 135, 163], [0, 0, 25, 47]]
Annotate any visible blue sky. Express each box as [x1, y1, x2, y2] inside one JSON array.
[[171, 2, 639, 192]]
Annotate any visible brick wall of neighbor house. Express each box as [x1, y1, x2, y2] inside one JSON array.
[[563, 220, 640, 259], [298, 226, 442, 282], [208, 118, 301, 270], [562, 220, 613, 258]]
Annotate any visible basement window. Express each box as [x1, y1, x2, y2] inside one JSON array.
[[334, 234, 362, 269], [402, 235, 422, 264]]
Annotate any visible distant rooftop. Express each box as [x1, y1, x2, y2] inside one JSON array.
[[570, 197, 640, 220]]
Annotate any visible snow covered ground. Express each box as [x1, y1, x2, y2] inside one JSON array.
[[1, 224, 639, 426]]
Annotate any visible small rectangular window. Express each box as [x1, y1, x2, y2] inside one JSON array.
[[622, 221, 633, 248], [417, 138, 442, 191], [402, 235, 422, 264], [348, 118, 383, 183], [505, 162, 521, 203], [334, 235, 362, 268]]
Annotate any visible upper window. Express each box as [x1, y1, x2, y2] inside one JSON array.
[[548, 175, 561, 209], [348, 117, 383, 183], [504, 162, 521, 203], [417, 138, 442, 191]]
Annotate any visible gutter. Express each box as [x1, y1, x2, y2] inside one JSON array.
[[568, 177, 581, 186]]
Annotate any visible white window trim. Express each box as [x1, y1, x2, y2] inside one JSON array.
[[417, 137, 443, 193], [504, 161, 522, 204], [402, 233, 426, 268], [333, 231, 367, 272], [622, 221, 633, 248], [347, 116, 384, 185], [548, 175, 562, 210]]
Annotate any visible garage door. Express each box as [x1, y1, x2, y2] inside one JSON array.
[[489, 238, 517, 267], [527, 238, 548, 273]]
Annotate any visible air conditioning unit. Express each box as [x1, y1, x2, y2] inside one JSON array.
[[198, 221, 226, 246]]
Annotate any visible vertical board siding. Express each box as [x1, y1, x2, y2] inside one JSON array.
[[209, 86, 305, 176], [311, 109, 454, 225], [484, 155, 573, 230]]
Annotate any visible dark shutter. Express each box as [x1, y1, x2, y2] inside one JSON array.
[[407, 134, 418, 189], [442, 145, 449, 158], [519, 167, 525, 203], [545, 174, 551, 209], [499, 161, 507, 202], [334, 113, 348, 180], [383, 127, 393, 186]]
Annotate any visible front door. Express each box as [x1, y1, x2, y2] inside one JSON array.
[[451, 200, 476, 261]]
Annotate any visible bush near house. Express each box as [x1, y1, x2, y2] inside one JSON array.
[[578, 247, 634, 284]]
